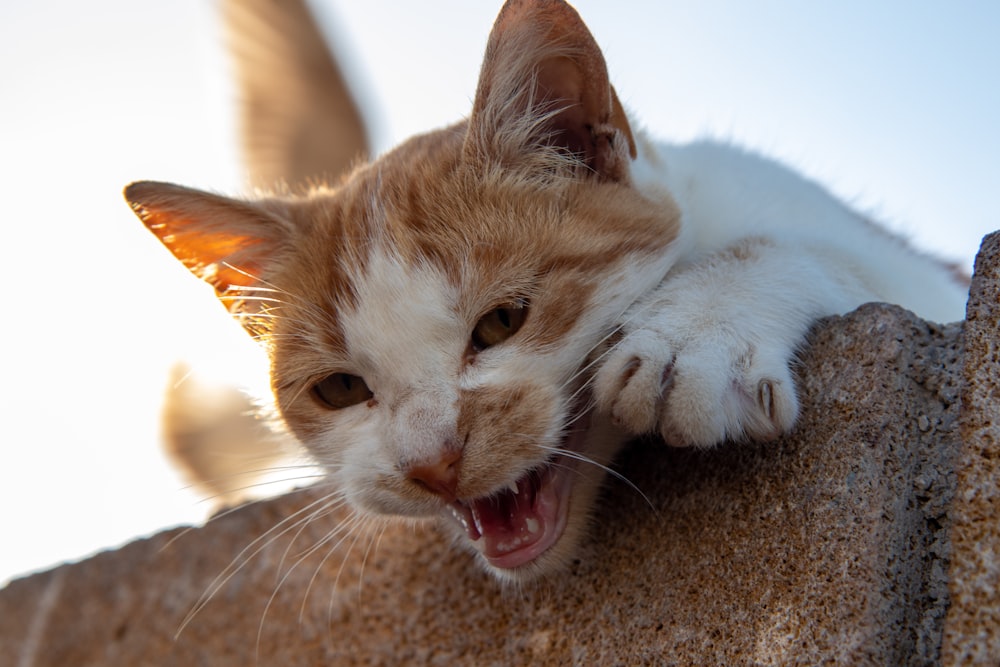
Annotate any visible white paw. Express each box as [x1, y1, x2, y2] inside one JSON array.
[[593, 323, 800, 448]]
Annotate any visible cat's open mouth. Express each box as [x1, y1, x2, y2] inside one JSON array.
[[447, 410, 590, 570]]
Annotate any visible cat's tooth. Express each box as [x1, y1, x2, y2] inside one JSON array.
[[525, 517, 540, 535], [449, 506, 469, 530], [451, 502, 481, 541], [471, 509, 484, 539], [507, 480, 520, 495], [496, 537, 523, 553]]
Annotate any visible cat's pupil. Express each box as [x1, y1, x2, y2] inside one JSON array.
[[471, 302, 528, 352], [312, 372, 373, 410]]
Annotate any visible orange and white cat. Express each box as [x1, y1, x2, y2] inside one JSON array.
[[125, 0, 967, 581]]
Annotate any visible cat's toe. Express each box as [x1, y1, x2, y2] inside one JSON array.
[[655, 345, 731, 447], [593, 330, 674, 434], [654, 342, 800, 448]]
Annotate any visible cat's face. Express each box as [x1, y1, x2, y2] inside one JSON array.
[[126, 0, 681, 579], [267, 131, 679, 578]]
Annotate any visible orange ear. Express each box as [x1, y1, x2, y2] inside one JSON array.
[[124, 181, 291, 311], [466, 0, 635, 182]]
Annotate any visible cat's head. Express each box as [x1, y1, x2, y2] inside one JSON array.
[[126, 0, 680, 580]]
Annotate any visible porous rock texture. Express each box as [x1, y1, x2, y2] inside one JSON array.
[[942, 232, 1000, 664], [3, 234, 998, 666]]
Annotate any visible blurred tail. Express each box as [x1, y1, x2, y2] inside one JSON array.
[[162, 364, 297, 509], [158, 1, 371, 507], [221, 0, 371, 189]]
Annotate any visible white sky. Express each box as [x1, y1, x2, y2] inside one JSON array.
[[1, 0, 997, 585]]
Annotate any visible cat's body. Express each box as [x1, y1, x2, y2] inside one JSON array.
[[643, 139, 964, 322], [127, 0, 967, 582]]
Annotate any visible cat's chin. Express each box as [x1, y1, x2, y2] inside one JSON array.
[[444, 408, 598, 576]]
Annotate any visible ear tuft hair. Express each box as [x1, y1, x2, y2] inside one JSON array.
[[465, 0, 636, 183]]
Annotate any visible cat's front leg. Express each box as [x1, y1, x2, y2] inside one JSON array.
[[594, 238, 853, 447]]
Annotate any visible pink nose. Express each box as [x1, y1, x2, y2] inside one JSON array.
[[406, 450, 462, 500]]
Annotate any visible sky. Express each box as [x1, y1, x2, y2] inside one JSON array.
[[1, 0, 997, 585]]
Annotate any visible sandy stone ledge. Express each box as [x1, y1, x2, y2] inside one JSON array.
[[3, 233, 998, 666]]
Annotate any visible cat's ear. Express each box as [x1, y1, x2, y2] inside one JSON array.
[[465, 0, 636, 182], [124, 181, 291, 314]]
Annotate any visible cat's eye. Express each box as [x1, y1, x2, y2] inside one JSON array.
[[471, 302, 529, 352], [312, 373, 374, 410]]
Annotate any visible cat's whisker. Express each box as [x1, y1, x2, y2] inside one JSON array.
[[563, 398, 598, 431], [554, 299, 671, 431], [322, 514, 383, 627], [563, 377, 598, 414], [331, 513, 377, 596], [255, 502, 360, 657], [247, 331, 313, 344], [186, 461, 326, 489], [282, 378, 318, 409], [268, 495, 354, 574], [560, 296, 664, 395], [219, 294, 288, 305], [220, 291, 291, 312], [224, 285, 300, 300], [176, 490, 347, 636], [231, 312, 282, 320], [155, 476, 336, 555], [536, 443, 656, 514], [278, 500, 354, 572], [194, 495, 343, 634], [220, 264, 342, 336], [191, 473, 329, 510], [558, 334, 637, 403], [355, 518, 387, 598], [224, 285, 283, 294], [164, 457, 329, 510], [169, 365, 197, 391], [222, 263, 327, 318], [300, 510, 371, 622], [268, 504, 338, 598], [157, 505, 245, 555]]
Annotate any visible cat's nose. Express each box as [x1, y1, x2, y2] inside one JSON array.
[[406, 450, 462, 501]]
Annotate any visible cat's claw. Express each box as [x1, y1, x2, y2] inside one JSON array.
[[594, 324, 799, 448]]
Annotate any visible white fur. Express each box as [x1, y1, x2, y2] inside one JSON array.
[[635, 140, 966, 320], [334, 249, 463, 515], [594, 135, 967, 447]]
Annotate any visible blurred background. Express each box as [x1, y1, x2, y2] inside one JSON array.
[[2, 0, 997, 585]]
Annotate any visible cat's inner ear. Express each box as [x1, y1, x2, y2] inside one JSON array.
[[466, 0, 636, 182], [124, 181, 290, 310]]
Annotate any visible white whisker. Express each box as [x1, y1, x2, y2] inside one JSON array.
[[356, 520, 388, 598], [537, 444, 656, 513], [176, 490, 345, 637], [331, 514, 376, 596], [255, 501, 357, 658], [301, 511, 372, 622]]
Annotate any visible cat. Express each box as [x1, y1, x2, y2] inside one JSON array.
[[125, 0, 968, 582]]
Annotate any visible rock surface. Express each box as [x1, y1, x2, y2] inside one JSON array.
[[942, 231, 1000, 664], [2, 234, 997, 666]]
